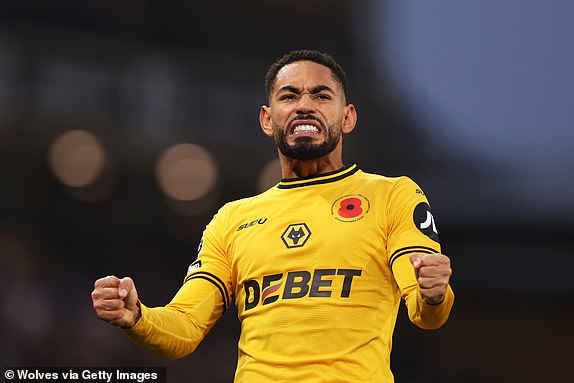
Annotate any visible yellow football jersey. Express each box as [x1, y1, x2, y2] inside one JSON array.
[[126, 164, 454, 383]]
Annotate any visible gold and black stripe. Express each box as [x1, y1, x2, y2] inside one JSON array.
[[389, 246, 438, 268], [184, 271, 230, 310], [277, 164, 359, 189]]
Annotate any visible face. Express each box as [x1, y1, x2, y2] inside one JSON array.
[[260, 61, 356, 161]]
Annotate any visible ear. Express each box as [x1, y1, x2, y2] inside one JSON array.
[[341, 104, 357, 134], [259, 105, 274, 137]]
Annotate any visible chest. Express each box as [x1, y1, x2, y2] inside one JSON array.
[[228, 192, 389, 292]]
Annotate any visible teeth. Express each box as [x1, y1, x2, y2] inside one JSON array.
[[293, 124, 318, 133]]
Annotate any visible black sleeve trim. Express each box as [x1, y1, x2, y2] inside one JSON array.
[[389, 246, 438, 268], [184, 272, 230, 310]]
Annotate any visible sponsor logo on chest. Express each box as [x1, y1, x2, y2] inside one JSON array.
[[243, 268, 363, 311]]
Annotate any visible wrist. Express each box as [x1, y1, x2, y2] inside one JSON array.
[[121, 301, 142, 329], [424, 295, 445, 306]]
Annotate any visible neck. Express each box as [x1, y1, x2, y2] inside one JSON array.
[[279, 155, 344, 179]]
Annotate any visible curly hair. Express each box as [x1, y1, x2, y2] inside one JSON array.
[[264, 50, 348, 100]]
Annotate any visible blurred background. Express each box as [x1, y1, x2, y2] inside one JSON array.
[[1, 1, 573, 382]]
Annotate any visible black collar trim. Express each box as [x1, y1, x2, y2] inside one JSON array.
[[277, 164, 359, 189]]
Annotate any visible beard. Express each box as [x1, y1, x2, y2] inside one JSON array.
[[274, 114, 341, 161], [274, 124, 341, 161]]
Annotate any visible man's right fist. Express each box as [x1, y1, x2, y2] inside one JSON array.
[[91, 276, 140, 329]]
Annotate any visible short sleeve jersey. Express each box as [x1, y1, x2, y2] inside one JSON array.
[[184, 164, 442, 382]]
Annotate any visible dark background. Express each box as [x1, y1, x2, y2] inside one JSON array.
[[1, 1, 573, 382]]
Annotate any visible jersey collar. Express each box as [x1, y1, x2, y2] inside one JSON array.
[[277, 164, 359, 189]]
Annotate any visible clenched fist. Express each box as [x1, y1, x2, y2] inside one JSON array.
[[409, 253, 452, 305], [91, 276, 140, 329]]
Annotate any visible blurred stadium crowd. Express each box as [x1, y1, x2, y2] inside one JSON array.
[[1, 2, 572, 382]]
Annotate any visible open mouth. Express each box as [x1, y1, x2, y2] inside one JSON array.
[[293, 124, 319, 134], [289, 120, 322, 137]]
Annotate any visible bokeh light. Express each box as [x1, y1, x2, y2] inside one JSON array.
[[48, 130, 107, 188], [155, 143, 218, 202]]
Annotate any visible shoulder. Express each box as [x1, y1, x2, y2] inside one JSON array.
[[354, 170, 431, 212], [356, 169, 421, 191], [213, 187, 277, 220]]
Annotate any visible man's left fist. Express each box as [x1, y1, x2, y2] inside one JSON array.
[[409, 253, 452, 305]]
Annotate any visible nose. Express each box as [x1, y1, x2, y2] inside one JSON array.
[[295, 93, 316, 114]]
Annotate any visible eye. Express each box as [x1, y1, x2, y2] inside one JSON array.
[[315, 93, 332, 100], [279, 94, 297, 101]]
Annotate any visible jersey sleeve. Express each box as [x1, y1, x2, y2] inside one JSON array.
[[386, 176, 441, 265], [183, 204, 234, 311], [386, 176, 454, 329], [124, 206, 234, 358]]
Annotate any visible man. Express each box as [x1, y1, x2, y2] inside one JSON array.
[[92, 50, 454, 382]]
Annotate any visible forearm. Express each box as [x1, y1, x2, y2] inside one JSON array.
[[404, 284, 454, 330], [123, 280, 224, 359], [392, 254, 454, 329]]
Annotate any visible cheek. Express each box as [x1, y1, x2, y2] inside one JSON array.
[[323, 107, 342, 122], [272, 110, 292, 128]]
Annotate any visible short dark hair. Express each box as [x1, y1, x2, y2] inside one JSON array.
[[264, 50, 348, 100]]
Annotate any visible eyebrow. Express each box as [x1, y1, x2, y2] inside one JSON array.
[[277, 85, 336, 95]]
